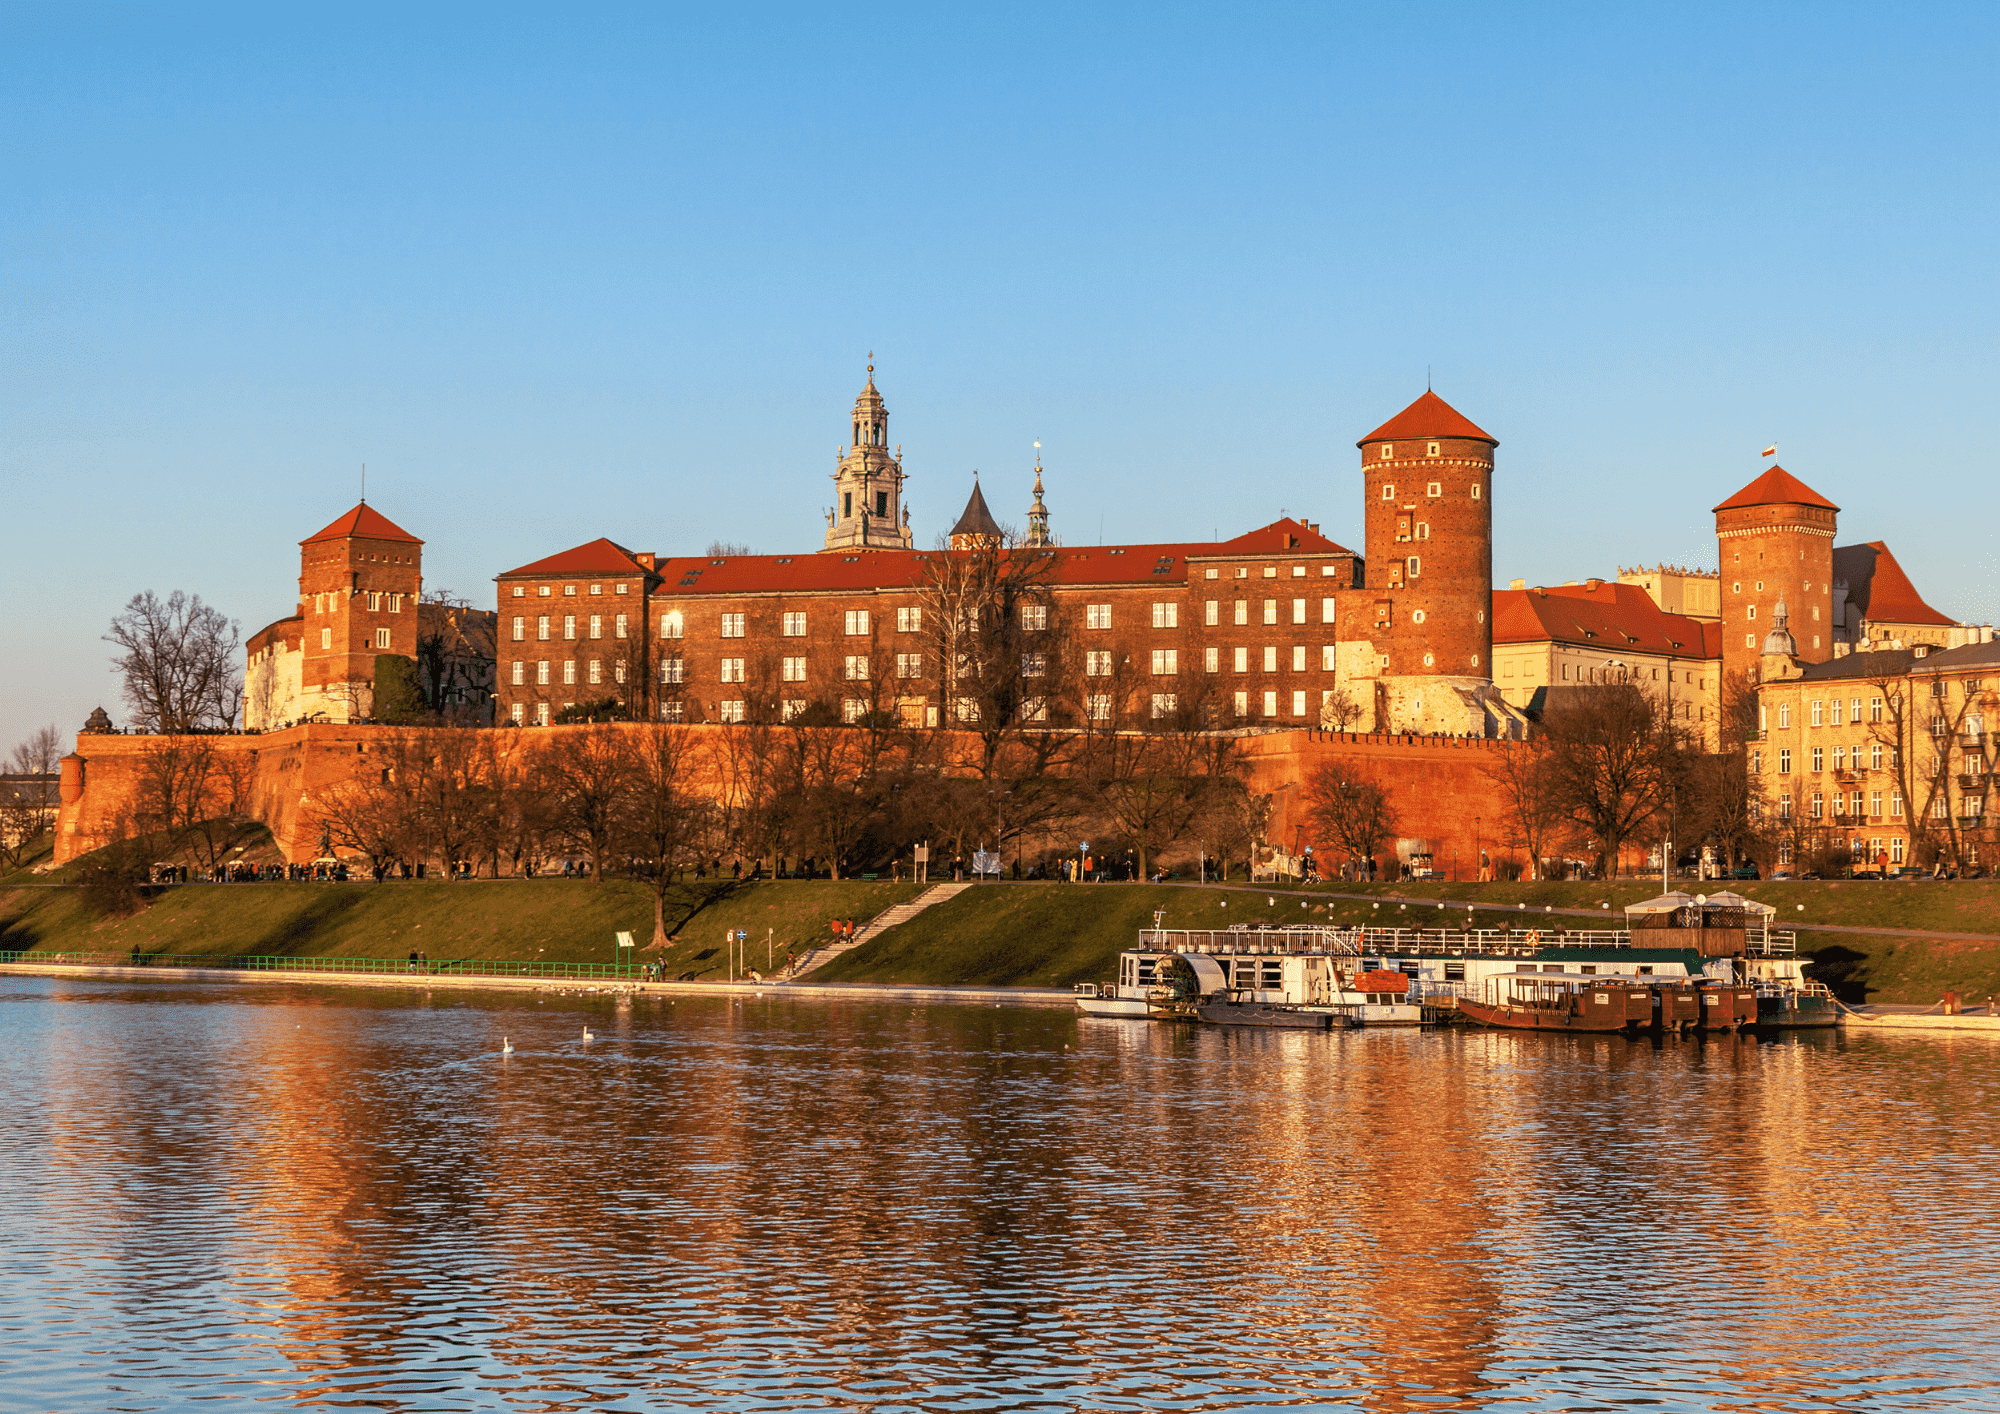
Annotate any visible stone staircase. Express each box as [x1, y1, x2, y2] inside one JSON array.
[[783, 882, 973, 980]]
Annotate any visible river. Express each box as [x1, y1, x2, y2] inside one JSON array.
[[2, 975, 1998, 1412]]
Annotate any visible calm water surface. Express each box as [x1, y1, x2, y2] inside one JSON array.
[[3, 976, 1999, 1412]]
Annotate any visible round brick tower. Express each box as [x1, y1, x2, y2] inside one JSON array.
[[1355, 390, 1496, 681], [1712, 465, 1838, 684]]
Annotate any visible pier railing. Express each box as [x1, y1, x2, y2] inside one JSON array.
[[0, 952, 655, 980]]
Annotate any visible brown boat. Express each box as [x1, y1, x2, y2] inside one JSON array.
[[1695, 985, 1760, 1031], [1653, 982, 1703, 1033], [1458, 976, 1653, 1033]]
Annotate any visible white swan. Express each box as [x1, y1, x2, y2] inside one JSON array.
[[502, 1037, 513, 1054], [582, 1026, 595, 1041]]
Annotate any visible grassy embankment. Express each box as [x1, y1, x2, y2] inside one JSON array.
[[0, 867, 923, 980], [811, 877, 2000, 1003]]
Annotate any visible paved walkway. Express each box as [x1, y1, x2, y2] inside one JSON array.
[[785, 882, 973, 979]]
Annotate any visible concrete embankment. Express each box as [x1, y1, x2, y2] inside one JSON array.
[[0, 960, 1072, 1007]]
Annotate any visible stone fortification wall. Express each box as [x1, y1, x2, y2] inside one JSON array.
[[59, 722, 1529, 877]]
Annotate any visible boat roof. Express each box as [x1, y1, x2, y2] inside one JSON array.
[[1627, 891, 1699, 914]]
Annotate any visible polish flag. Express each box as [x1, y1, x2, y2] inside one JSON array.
[[1761, 444, 1778, 457]]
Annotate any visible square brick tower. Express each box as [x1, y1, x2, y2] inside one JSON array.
[[1712, 466, 1837, 684], [1341, 390, 1503, 734], [298, 504, 423, 720]]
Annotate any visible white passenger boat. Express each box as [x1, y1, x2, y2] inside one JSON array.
[[1084, 895, 1833, 1031], [1072, 982, 1150, 1019]]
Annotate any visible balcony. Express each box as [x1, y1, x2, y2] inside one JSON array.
[[1961, 772, 1992, 793], [1833, 768, 1870, 785]]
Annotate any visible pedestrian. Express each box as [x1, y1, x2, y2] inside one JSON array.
[[407, 950, 417, 973]]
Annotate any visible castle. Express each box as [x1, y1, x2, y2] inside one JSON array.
[[488, 377, 1530, 740]]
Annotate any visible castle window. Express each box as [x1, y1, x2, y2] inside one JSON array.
[[1262, 566, 1277, 578], [782, 612, 806, 636], [1396, 514, 1412, 542], [1205, 567, 1218, 580], [1756, 581, 1765, 591], [876, 491, 889, 517], [375, 628, 390, 649], [563, 661, 576, 685], [1470, 485, 1480, 499], [1408, 557, 1421, 578], [616, 614, 628, 639], [588, 661, 601, 685], [1812, 747, 1824, 771], [1087, 650, 1114, 676], [1381, 484, 1395, 499], [1233, 646, 1248, 673], [845, 610, 870, 635], [1232, 691, 1249, 717], [1204, 600, 1219, 626], [1205, 646, 1219, 673], [1380, 445, 1393, 459], [661, 658, 684, 684], [1151, 649, 1178, 675], [721, 658, 745, 683], [843, 493, 852, 519], [1263, 690, 1278, 717], [1090, 694, 1113, 722], [511, 702, 525, 722], [1322, 597, 1336, 623], [1812, 700, 1824, 727], [1263, 599, 1278, 625], [539, 586, 551, 597], [1779, 703, 1791, 728], [1416, 523, 1429, 540], [1151, 694, 1176, 719], [535, 702, 550, 725], [1022, 604, 1047, 631], [1745, 635, 1755, 648], [564, 615, 576, 640], [537, 616, 550, 641], [660, 611, 683, 639], [512, 587, 524, 598], [1427, 482, 1441, 498], [845, 655, 870, 681], [1291, 646, 1306, 671], [719, 701, 745, 723], [1413, 610, 1426, 625], [1263, 646, 1278, 672], [1087, 604, 1112, 630], [897, 606, 922, 633], [661, 701, 683, 723], [722, 613, 746, 638], [1292, 565, 1306, 577], [512, 617, 525, 641], [782, 656, 806, 682], [1234, 600, 1248, 627], [565, 585, 576, 597], [1322, 645, 1336, 671], [1292, 598, 1306, 624], [1151, 602, 1178, 629], [537, 661, 550, 685], [1747, 605, 1756, 619], [1236, 567, 1249, 578], [590, 585, 601, 596], [1427, 442, 1440, 457], [1293, 690, 1307, 717], [512, 662, 524, 685], [1423, 653, 1435, 667], [616, 584, 628, 595], [896, 653, 922, 679]]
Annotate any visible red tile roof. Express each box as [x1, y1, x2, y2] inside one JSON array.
[[572, 521, 1350, 598], [1203, 517, 1356, 557], [499, 538, 657, 578], [1492, 581, 1719, 659], [1834, 541, 1953, 627], [1358, 391, 1496, 446], [1711, 465, 1839, 514], [302, 503, 422, 545]]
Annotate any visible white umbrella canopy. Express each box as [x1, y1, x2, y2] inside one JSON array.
[[1626, 891, 1699, 916]]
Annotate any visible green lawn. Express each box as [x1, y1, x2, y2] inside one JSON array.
[[0, 877, 925, 979]]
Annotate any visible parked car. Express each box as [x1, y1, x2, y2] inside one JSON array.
[[1729, 863, 1761, 880], [1849, 868, 1884, 880]]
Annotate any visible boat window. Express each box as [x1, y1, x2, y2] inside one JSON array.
[[1580, 965, 1597, 975], [1638, 966, 1654, 975], [1444, 963, 1465, 981], [1543, 964, 1566, 973]]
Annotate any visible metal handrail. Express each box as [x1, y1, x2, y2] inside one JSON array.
[[1136, 925, 1798, 959], [0, 952, 655, 980]]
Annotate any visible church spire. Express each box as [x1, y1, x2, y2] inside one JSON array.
[[1024, 441, 1052, 547]]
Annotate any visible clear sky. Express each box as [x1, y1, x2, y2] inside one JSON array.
[[5, 1, 1997, 750]]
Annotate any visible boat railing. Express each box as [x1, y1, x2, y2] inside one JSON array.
[[1139, 924, 1802, 958]]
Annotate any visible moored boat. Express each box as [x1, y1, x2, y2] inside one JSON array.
[[1458, 976, 1654, 1033]]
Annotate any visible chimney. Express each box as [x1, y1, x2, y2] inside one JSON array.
[[636, 552, 656, 570], [1585, 577, 1603, 591]]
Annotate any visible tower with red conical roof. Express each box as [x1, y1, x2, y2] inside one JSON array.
[[1712, 466, 1837, 683], [1340, 391, 1500, 733], [297, 502, 424, 720]]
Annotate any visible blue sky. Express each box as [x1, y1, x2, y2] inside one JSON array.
[[4, 1, 1996, 748]]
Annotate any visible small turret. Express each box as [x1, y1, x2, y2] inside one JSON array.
[[1024, 444, 1052, 548]]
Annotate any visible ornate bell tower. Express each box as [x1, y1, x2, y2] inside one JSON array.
[[823, 360, 913, 552]]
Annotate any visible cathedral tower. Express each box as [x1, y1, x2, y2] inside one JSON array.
[[823, 363, 913, 552], [1713, 465, 1837, 683], [1024, 445, 1052, 548]]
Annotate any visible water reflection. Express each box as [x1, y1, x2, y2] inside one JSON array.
[[3, 978, 2000, 1411]]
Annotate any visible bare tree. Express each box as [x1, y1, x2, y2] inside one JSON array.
[[1081, 686, 1243, 878], [536, 727, 638, 881], [618, 725, 708, 945], [0, 726, 63, 871], [1539, 685, 1665, 879], [133, 736, 219, 866], [1483, 739, 1560, 880], [10, 726, 63, 776], [1301, 764, 1399, 874], [105, 591, 243, 732]]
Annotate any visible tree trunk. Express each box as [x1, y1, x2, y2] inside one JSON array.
[[652, 887, 669, 949]]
